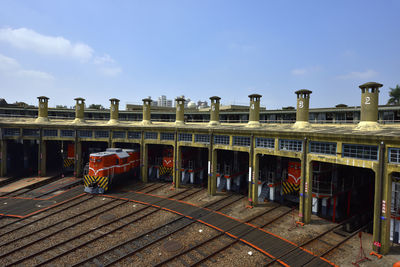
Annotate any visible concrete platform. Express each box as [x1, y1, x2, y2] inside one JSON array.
[[0, 176, 53, 193], [0, 186, 84, 218]]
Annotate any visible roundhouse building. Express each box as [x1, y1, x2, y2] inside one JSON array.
[[0, 82, 399, 256]]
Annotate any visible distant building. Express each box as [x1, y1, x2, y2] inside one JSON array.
[[157, 95, 172, 107], [0, 98, 7, 107], [197, 100, 209, 108]]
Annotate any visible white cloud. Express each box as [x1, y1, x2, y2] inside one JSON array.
[[99, 67, 122, 77], [0, 27, 93, 62], [94, 54, 115, 65], [0, 27, 122, 77], [291, 68, 307, 75], [337, 70, 378, 80], [17, 69, 54, 80], [291, 66, 321, 76], [0, 53, 54, 80], [0, 54, 19, 71]]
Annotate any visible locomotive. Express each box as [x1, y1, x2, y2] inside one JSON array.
[[83, 148, 140, 194]]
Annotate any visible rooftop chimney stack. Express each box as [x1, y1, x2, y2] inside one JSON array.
[[175, 97, 185, 125], [293, 89, 312, 129], [108, 98, 120, 124], [36, 96, 49, 123], [209, 96, 221, 126], [142, 98, 152, 125], [356, 82, 383, 130], [247, 94, 262, 127], [73, 97, 85, 123]]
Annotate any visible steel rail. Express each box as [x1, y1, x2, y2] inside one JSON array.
[[264, 213, 367, 266], [70, 193, 240, 266], [0, 193, 90, 231], [31, 187, 201, 266], [295, 224, 371, 267], [139, 182, 170, 193], [100, 193, 243, 267], [187, 205, 292, 266], [0, 194, 92, 238], [152, 204, 282, 266], [0, 198, 123, 258]]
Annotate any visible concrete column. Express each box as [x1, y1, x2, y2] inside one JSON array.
[[175, 97, 185, 125], [303, 159, 313, 223], [372, 142, 389, 254], [356, 82, 383, 130], [293, 89, 312, 129], [0, 140, 7, 176], [73, 97, 85, 123], [36, 96, 49, 123], [380, 169, 391, 254], [74, 141, 82, 177], [39, 140, 46, 176], [142, 98, 152, 125], [247, 94, 262, 127], [174, 145, 181, 188], [252, 153, 260, 206], [108, 98, 120, 124], [209, 96, 221, 126], [210, 149, 218, 195], [299, 139, 312, 223], [207, 134, 213, 195], [141, 143, 148, 182]]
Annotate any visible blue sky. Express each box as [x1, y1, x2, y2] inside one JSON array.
[[0, 0, 399, 109]]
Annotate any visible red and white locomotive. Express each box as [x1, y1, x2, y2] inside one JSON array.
[[84, 148, 140, 193]]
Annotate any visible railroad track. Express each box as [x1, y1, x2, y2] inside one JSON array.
[[0, 186, 203, 266], [296, 223, 371, 266], [67, 192, 244, 267], [260, 214, 373, 266], [0, 197, 124, 263], [141, 182, 172, 193], [0, 181, 148, 230], [0, 193, 93, 237], [153, 203, 283, 266]]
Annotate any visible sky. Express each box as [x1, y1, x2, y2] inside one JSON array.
[[0, 0, 399, 110]]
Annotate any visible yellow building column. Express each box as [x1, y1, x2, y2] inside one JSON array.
[[372, 142, 385, 253], [299, 138, 312, 223], [210, 148, 218, 195], [141, 143, 148, 183], [207, 133, 214, 195], [0, 140, 7, 176], [39, 140, 47, 177], [74, 141, 82, 177], [252, 153, 260, 206], [174, 145, 181, 189], [380, 169, 392, 255], [303, 159, 313, 223]]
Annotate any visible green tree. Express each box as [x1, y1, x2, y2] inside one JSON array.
[[387, 84, 400, 105], [88, 104, 105, 109]]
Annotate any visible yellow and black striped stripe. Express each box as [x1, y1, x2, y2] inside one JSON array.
[[63, 159, 74, 168], [282, 181, 300, 195], [84, 175, 109, 191], [159, 166, 173, 176]]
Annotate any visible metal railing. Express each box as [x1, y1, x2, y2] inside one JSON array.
[[1, 113, 400, 124]]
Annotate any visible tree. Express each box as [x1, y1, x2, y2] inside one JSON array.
[[88, 104, 105, 110], [387, 84, 400, 105]]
